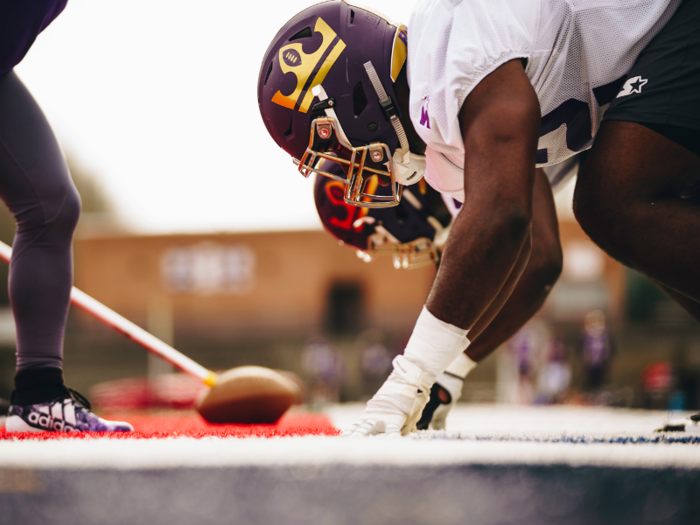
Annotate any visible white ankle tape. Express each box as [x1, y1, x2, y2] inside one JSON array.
[[444, 352, 477, 379], [402, 306, 471, 380]]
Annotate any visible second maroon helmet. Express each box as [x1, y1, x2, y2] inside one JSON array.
[[314, 165, 457, 269]]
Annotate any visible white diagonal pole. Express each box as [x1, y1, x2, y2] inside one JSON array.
[[0, 240, 218, 387]]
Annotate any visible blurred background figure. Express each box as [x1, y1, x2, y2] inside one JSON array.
[[535, 337, 571, 405], [500, 323, 552, 405], [640, 361, 674, 410], [301, 337, 346, 409], [581, 310, 613, 395], [513, 331, 536, 405], [356, 329, 392, 399]]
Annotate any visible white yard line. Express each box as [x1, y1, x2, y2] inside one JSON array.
[[2, 405, 698, 471], [328, 403, 685, 435], [1, 435, 700, 470]]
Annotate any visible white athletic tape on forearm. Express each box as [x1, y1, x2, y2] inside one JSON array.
[[402, 306, 471, 381], [444, 352, 477, 379]]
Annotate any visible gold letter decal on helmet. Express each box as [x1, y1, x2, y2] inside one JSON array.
[[390, 25, 407, 82], [325, 179, 376, 230], [272, 18, 346, 113]]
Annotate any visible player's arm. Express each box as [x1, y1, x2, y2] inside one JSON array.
[[346, 60, 541, 437], [427, 59, 541, 329]]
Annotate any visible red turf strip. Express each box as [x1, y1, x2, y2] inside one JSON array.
[[0, 411, 340, 440]]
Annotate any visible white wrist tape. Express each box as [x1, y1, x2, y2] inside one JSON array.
[[402, 306, 471, 381], [444, 353, 478, 379], [381, 355, 433, 398]]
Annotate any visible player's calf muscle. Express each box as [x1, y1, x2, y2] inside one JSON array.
[[466, 225, 559, 361]]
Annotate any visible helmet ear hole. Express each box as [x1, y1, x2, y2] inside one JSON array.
[[283, 117, 293, 137], [263, 62, 273, 86], [353, 82, 368, 117], [289, 27, 312, 41]]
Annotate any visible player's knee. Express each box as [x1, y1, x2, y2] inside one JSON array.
[[531, 243, 562, 296], [54, 182, 82, 237], [573, 170, 638, 267], [540, 258, 562, 294], [542, 246, 563, 288], [573, 174, 613, 244], [19, 180, 82, 239], [13, 171, 82, 237]]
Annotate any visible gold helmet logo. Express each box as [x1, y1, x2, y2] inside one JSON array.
[[272, 17, 346, 113]]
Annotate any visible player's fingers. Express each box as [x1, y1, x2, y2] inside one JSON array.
[[349, 419, 375, 437], [343, 420, 362, 436], [384, 424, 402, 437]]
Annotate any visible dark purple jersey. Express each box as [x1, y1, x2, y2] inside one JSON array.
[[0, 0, 68, 75]]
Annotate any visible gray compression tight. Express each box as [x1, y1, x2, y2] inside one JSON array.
[[0, 71, 80, 371]]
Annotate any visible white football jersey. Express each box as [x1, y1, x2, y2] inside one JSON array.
[[407, 0, 681, 202]]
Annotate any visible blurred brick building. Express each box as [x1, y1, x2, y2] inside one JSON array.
[[73, 230, 435, 339], [1, 179, 699, 407]]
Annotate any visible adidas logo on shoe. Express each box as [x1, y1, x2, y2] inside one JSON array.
[[6, 389, 133, 433], [26, 401, 78, 432]]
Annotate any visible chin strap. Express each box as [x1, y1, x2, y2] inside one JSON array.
[[363, 61, 426, 186]]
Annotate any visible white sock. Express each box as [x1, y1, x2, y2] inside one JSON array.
[[437, 353, 477, 403], [444, 353, 477, 380]]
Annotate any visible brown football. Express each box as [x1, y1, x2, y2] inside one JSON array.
[[195, 366, 300, 424]]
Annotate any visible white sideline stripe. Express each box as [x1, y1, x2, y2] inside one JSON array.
[[1, 437, 700, 471], [327, 404, 687, 436], [2, 405, 697, 471]]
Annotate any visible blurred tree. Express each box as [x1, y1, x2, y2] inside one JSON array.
[[0, 154, 113, 305]]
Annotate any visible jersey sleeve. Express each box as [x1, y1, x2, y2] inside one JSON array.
[[408, 0, 539, 153], [446, 0, 538, 107]]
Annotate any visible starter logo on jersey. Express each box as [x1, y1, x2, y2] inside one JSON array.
[[272, 18, 346, 113], [616, 76, 648, 98]]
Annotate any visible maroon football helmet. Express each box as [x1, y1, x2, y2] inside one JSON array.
[[314, 163, 457, 269], [258, 1, 426, 208]]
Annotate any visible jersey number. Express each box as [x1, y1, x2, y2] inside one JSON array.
[[536, 76, 625, 164]]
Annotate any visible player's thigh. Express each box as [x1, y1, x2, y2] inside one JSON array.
[[576, 121, 700, 208], [579, 0, 700, 204], [0, 71, 77, 224]]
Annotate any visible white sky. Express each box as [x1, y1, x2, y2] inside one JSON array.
[[13, 0, 415, 234]]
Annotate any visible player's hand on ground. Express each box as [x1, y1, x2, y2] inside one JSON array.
[[345, 355, 433, 437]]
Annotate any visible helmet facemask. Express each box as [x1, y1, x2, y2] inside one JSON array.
[[355, 222, 440, 270], [352, 187, 451, 269], [296, 84, 404, 208], [296, 57, 425, 208]]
